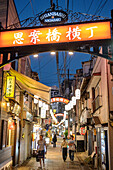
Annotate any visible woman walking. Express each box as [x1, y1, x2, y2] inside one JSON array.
[[37, 135, 47, 169], [61, 137, 68, 162]]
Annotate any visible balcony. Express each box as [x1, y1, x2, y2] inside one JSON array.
[[92, 95, 102, 113]]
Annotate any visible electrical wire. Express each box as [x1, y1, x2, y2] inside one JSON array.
[[84, 0, 86, 12], [13, 1, 31, 23], [94, 0, 108, 15], [40, 73, 58, 80], [32, 57, 54, 71], [94, 0, 102, 15], [29, 0, 35, 16], [86, 0, 94, 14], [67, 0, 69, 12], [98, 0, 108, 15]]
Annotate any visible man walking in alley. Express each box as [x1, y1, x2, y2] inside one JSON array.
[[68, 135, 76, 161], [61, 137, 68, 162], [52, 133, 57, 147], [37, 135, 47, 169]]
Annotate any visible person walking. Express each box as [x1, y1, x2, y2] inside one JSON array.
[[61, 137, 68, 162], [52, 134, 57, 147], [37, 135, 47, 169], [68, 135, 76, 161]]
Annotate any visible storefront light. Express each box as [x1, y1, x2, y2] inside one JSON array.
[[7, 102, 10, 107], [2, 102, 6, 107], [70, 118, 72, 121]]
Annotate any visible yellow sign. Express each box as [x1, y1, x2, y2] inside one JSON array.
[[6, 76, 15, 98]]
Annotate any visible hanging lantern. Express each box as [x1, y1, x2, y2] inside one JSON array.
[[8, 122, 15, 130]]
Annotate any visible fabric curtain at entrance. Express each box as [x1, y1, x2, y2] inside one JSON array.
[[9, 69, 51, 103]]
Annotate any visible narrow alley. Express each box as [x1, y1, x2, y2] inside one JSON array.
[[14, 137, 92, 170]]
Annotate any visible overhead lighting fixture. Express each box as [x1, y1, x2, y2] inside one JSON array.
[[33, 54, 38, 57], [68, 51, 74, 55], [51, 51, 56, 55]]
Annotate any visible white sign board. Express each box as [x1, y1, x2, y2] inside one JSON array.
[[34, 95, 39, 104]]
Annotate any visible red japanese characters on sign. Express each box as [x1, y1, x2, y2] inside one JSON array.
[[51, 97, 69, 104], [0, 21, 111, 48]]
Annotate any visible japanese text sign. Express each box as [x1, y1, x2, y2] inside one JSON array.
[[51, 97, 69, 104], [6, 76, 15, 98], [0, 21, 111, 48]]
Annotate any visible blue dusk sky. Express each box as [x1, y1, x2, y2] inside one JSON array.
[[14, 0, 113, 87]]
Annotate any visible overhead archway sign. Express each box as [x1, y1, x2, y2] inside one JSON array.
[[0, 21, 111, 49], [0, 20, 112, 68]]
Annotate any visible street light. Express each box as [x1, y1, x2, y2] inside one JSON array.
[[50, 51, 56, 55], [68, 51, 74, 55], [33, 54, 38, 58]]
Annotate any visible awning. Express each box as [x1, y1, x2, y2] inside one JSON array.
[[9, 69, 51, 103]]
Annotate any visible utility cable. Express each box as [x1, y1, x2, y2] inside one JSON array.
[[94, 0, 104, 15], [98, 0, 108, 15], [32, 57, 54, 71], [86, 0, 94, 14], [29, 0, 36, 17], [13, 1, 31, 23]]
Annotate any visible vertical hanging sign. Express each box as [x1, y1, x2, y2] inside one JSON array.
[[6, 76, 16, 98]]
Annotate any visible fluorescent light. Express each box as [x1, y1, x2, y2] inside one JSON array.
[[51, 51, 56, 55], [68, 51, 74, 55], [33, 54, 38, 57]]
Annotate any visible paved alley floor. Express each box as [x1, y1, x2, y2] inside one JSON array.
[[14, 138, 91, 170]]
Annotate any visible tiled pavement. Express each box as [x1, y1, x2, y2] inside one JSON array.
[[14, 138, 91, 170]]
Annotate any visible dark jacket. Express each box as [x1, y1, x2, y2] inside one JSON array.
[[53, 134, 57, 143]]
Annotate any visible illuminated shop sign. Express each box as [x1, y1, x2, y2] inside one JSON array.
[[51, 97, 69, 104], [0, 21, 111, 49], [80, 127, 85, 135], [5, 76, 15, 98], [39, 10, 68, 24], [8, 122, 15, 130], [54, 113, 64, 117]]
